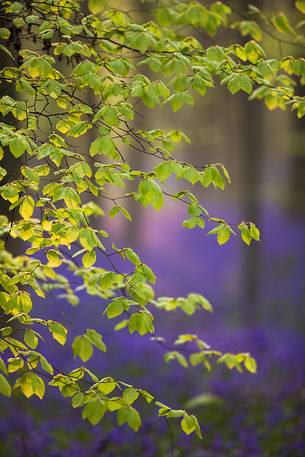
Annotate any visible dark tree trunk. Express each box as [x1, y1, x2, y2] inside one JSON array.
[[0, 40, 22, 256], [238, 0, 264, 325]]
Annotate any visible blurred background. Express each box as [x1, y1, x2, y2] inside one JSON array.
[[0, 1, 305, 456]]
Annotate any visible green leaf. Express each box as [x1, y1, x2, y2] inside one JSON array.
[[47, 250, 62, 268], [16, 372, 45, 399], [98, 377, 116, 394], [192, 75, 207, 96], [86, 329, 106, 352], [79, 227, 100, 250], [0, 28, 10, 40], [82, 399, 106, 425], [217, 225, 231, 245], [90, 136, 119, 159], [19, 195, 34, 219], [167, 91, 194, 112], [206, 46, 226, 63], [39, 355, 53, 375], [181, 413, 202, 438], [109, 205, 132, 221], [201, 167, 214, 188], [88, 0, 107, 14], [63, 187, 81, 208], [142, 82, 160, 108], [48, 321, 67, 345], [189, 352, 204, 367], [173, 75, 191, 92], [125, 248, 141, 266], [108, 59, 130, 77], [123, 387, 139, 404], [272, 13, 294, 34], [244, 41, 266, 63], [105, 298, 124, 319], [165, 351, 188, 368], [235, 20, 263, 41], [238, 223, 252, 245], [82, 250, 96, 268], [24, 329, 39, 349], [114, 320, 129, 331], [128, 282, 155, 306], [0, 43, 15, 62], [0, 357, 7, 375], [250, 223, 260, 241], [183, 166, 201, 185], [296, 1, 305, 14], [154, 161, 175, 181], [0, 374, 11, 397], [72, 392, 85, 408], [7, 357, 24, 373], [228, 74, 253, 95], [137, 179, 164, 211], [208, 224, 231, 245], [188, 293, 213, 312], [0, 166, 7, 182], [117, 406, 142, 431], [211, 166, 225, 190], [72, 335, 93, 362], [181, 414, 197, 436], [128, 312, 154, 336], [96, 106, 119, 126], [244, 356, 257, 373], [182, 216, 205, 229]]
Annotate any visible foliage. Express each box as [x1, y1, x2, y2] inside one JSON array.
[[0, 0, 303, 440]]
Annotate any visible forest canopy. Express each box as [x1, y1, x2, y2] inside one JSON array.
[[0, 0, 304, 440]]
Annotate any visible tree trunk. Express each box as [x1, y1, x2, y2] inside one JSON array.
[[239, 0, 264, 325]]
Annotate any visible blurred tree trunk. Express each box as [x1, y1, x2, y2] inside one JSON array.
[[239, 0, 264, 324], [239, 99, 263, 324], [0, 30, 21, 329], [288, 87, 305, 214], [120, 1, 148, 247], [0, 30, 22, 256]]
